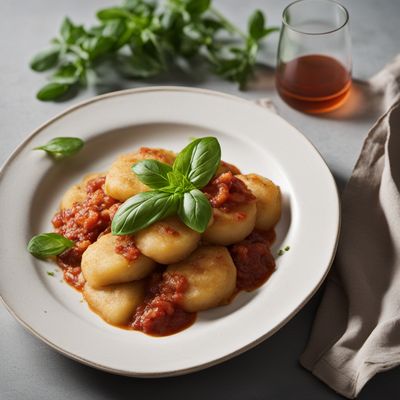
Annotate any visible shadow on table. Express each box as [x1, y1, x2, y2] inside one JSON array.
[[47, 285, 400, 400], [318, 79, 383, 122], [92, 59, 213, 96], [50, 292, 343, 400]]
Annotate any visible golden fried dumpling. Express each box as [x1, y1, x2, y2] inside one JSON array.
[[104, 148, 175, 201], [60, 172, 103, 209], [81, 233, 155, 288], [134, 217, 200, 264], [167, 246, 237, 312], [237, 174, 281, 231], [83, 281, 145, 325], [203, 202, 257, 245]]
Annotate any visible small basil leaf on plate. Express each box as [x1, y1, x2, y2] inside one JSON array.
[[178, 189, 212, 233], [112, 191, 180, 235], [28, 233, 74, 258], [36, 82, 71, 101], [132, 160, 172, 189], [173, 137, 221, 188], [30, 46, 60, 72], [34, 137, 84, 159]]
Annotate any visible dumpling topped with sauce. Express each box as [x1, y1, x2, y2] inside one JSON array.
[[45, 142, 282, 337]]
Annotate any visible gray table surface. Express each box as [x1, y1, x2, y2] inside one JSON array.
[[1, 0, 399, 399]]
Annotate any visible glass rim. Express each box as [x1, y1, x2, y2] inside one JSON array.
[[282, 0, 349, 36]]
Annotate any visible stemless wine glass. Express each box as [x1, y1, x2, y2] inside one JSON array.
[[276, 0, 351, 114]]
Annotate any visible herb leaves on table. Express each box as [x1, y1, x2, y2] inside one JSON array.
[[29, 0, 278, 101], [111, 136, 220, 235]]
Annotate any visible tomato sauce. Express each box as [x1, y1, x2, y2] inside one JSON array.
[[52, 176, 120, 289], [203, 171, 255, 211], [115, 235, 141, 261], [230, 230, 276, 291], [132, 272, 196, 336], [139, 147, 174, 163]]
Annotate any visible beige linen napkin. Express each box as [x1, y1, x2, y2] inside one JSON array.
[[300, 56, 400, 398]]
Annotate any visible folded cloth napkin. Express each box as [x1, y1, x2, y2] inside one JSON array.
[[300, 56, 400, 398]]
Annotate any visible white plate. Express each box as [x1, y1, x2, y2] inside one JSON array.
[[0, 87, 339, 377]]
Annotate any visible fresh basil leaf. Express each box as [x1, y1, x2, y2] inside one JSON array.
[[161, 8, 177, 30], [28, 233, 74, 258], [97, 7, 131, 21], [34, 137, 84, 158], [51, 63, 81, 85], [186, 0, 211, 16], [83, 35, 114, 59], [115, 21, 134, 48], [111, 191, 180, 235], [178, 189, 212, 233], [173, 137, 221, 188], [166, 170, 194, 192], [117, 51, 163, 78], [124, 0, 156, 15], [30, 47, 60, 72], [202, 18, 224, 32], [132, 160, 172, 189], [183, 24, 202, 41], [248, 10, 265, 40], [36, 82, 70, 101], [60, 17, 86, 44], [102, 20, 127, 40]]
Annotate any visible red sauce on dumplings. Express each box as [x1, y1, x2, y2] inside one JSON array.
[[115, 235, 141, 261], [131, 272, 196, 336], [203, 172, 255, 211], [52, 176, 120, 289], [230, 230, 276, 291]]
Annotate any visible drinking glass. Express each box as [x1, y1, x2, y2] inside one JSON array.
[[276, 0, 351, 113]]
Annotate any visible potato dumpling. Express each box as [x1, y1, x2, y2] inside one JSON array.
[[203, 202, 257, 245], [83, 281, 145, 325], [104, 148, 175, 201], [237, 174, 281, 231], [167, 246, 236, 312], [135, 217, 200, 264], [60, 172, 103, 209], [81, 233, 156, 288]]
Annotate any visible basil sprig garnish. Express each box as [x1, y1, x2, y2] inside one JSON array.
[[28, 233, 74, 258], [34, 137, 84, 159], [112, 137, 221, 235]]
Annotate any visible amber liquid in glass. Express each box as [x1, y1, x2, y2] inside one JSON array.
[[276, 54, 351, 113]]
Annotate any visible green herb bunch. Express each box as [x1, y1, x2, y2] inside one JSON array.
[[112, 136, 220, 235], [30, 0, 278, 101]]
